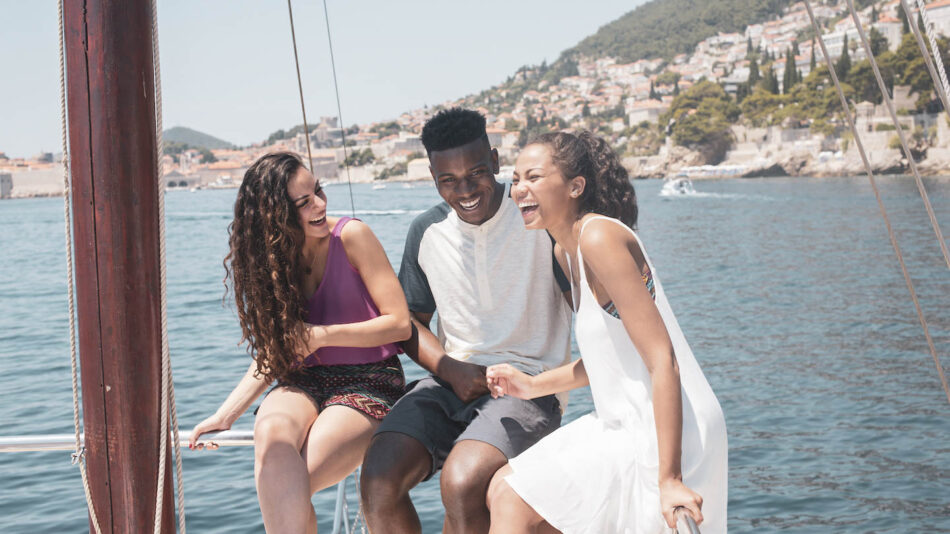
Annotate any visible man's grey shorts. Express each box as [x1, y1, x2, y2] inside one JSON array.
[[375, 376, 561, 480]]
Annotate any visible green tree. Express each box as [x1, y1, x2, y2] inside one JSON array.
[[762, 63, 780, 94], [748, 56, 761, 86], [661, 80, 738, 164], [741, 87, 786, 126], [868, 27, 887, 57], [898, 6, 909, 35], [656, 70, 681, 86], [810, 41, 817, 71], [199, 148, 217, 164], [649, 80, 659, 100], [835, 35, 851, 81]]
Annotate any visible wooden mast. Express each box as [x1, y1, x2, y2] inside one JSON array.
[[63, 0, 174, 531]]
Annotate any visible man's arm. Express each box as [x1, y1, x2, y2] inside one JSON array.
[[401, 311, 489, 403]]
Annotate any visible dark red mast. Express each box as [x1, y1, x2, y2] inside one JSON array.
[[63, 0, 174, 531]]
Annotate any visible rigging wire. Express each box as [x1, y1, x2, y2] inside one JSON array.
[[803, 0, 949, 404], [901, 0, 950, 124], [287, 0, 315, 172], [909, 0, 950, 124], [844, 0, 950, 271], [322, 0, 357, 218]]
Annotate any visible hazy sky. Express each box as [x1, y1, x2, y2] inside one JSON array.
[[0, 0, 645, 158]]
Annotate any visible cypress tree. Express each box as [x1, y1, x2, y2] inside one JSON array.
[[747, 36, 754, 58], [918, 12, 926, 35], [783, 49, 796, 93], [649, 80, 659, 100], [899, 6, 910, 35], [792, 40, 800, 57], [748, 56, 761, 86], [836, 34, 851, 80], [764, 64, 779, 94], [810, 41, 817, 71]]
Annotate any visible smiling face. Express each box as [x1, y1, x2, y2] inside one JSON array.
[[429, 137, 502, 225], [286, 167, 329, 240], [511, 143, 584, 230]]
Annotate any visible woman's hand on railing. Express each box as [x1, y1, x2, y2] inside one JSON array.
[[188, 413, 231, 450], [660, 478, 703, 529]]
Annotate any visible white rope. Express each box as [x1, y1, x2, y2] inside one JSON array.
[[57, 1, 104, 532], [912, 0, 950, 121], [845, 0, 950, 270], [804, 0, 950, 404], [902, 0, 950, 130], [149, 0, 187, 532]]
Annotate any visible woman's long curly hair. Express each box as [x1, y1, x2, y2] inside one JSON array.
[[225, 152, 310, 382], [530, 131, 638, 229]]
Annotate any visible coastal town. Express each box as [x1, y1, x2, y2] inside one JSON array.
[[3, 0, 950, 199]]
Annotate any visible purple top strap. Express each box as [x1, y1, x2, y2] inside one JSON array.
[[302, 217, 401, 366]]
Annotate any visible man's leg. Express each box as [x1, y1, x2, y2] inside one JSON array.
[[360, 432, 434, 534], [440, 440, 508, 534]]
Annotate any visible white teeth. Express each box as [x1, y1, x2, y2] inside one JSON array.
[[459, 198, 479, 210], [517, 201, 538, 209]]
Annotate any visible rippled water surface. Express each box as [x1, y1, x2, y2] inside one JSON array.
[[1, 177, 948, 533]]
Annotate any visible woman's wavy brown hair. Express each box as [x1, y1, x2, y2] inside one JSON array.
[[225, 152, 310, 382], [529, 131, 638, 229]]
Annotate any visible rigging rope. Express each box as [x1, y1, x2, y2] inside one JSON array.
[[909, 0, 950, 124], [845, 0, 950, 271], [803, 0, 950, 404], [322, 0, 357, 218], [286, 0, 315, 173], [57, 1, 104, 531], [149, 0, 188, 532]]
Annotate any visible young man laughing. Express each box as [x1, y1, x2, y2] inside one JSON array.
[[360, 108, 572, 534]]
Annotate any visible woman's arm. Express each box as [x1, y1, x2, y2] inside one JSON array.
[[486, 359, 588, 399], [579, 219, 703, 526], [189, 360, 271, 449], [298, 220, 412, 353]]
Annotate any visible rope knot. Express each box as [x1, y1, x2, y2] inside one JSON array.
[[70, 447, 86, 465]]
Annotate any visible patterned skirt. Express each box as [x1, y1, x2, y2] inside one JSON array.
[[273, 354, 405, 420]]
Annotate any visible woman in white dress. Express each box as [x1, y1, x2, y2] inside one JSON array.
[[485, 131, 727, 534]]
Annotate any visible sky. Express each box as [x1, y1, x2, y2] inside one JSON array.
[[0, 0, 646, 159]]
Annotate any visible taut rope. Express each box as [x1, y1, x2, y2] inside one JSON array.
[[286, 0, 315, 173], [149, 0, 188, 531], [845, 0, 950, 271], [321, 0, 357, 218], [803, 0, 949, 404]]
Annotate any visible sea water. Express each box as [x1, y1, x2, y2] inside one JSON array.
[[0, 177, 947, 532]]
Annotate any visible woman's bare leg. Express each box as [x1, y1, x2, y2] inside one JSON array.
[[302, 404, 379, 493], [254, 387, 320, 533], [487, 464, 550, 534]]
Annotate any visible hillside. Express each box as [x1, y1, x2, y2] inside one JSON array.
[[164, 126, 233, 150], [566, 0, 787, 63]]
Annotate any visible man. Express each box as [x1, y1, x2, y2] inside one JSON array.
[[360, 108, 572, 534]]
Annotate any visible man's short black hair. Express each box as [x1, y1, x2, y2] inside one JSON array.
[[420, 108, 489, 154]]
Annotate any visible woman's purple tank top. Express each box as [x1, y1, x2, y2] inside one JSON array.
[[301, 217, 401, 366]]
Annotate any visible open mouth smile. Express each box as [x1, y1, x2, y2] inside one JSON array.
[[517, 200, 539, 217], [459, 197, 481, 211], [308, 215, 326, 227]]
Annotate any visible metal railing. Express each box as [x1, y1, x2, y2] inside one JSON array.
[[0, 430, 360, 534]]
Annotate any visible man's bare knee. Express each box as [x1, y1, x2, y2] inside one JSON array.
[[360, 433, 430, 509]]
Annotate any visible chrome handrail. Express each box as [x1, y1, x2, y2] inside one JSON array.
[[0, 430, 254, 452], [673, 506, 701, 534], [1, 430, 361, 532]]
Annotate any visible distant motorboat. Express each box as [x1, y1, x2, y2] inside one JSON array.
[[372, 183, 387, 190], [660, 177, 696, 197]]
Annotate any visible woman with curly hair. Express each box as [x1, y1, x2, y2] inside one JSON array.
[[189, 152, 411, 533], [484, 132, 727, 533]]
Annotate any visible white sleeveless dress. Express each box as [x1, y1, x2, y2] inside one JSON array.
[[505, 216, 728, 534]]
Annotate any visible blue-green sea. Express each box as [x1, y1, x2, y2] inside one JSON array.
[[1, 176, 948, 533]]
